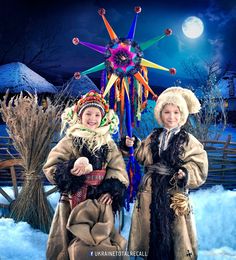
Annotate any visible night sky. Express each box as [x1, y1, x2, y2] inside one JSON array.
[[0, 0, 235, 87]]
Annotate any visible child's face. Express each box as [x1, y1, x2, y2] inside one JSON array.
[[81, 107, 102, 130], [161, 104, 181, 129]]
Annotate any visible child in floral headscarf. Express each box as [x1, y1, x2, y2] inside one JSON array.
[[43, 90, 129, 260]]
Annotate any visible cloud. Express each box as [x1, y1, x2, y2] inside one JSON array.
[[205, 0, 236, 26], [208, 38, 224, 64], [204, 0, 236, 67]]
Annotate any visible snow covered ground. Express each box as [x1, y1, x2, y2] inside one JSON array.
[[0, 185, 235, 260]]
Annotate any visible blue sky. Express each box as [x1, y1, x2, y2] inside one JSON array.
[[0, 0, 235, 86]]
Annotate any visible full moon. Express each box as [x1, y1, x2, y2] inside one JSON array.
[[182, 16, 204, 39]]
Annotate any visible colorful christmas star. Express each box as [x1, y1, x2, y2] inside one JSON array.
[[72, 7, 176, 206], [73, 7, 175, 106]]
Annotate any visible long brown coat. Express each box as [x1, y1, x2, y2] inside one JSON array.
[[43, 135, 129, 260], [128, 131, 208, 260]]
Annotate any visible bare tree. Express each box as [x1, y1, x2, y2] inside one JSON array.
[[182, 58, 228, 141]]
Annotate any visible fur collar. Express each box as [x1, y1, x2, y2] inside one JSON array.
[[150, 127, 189, 169]]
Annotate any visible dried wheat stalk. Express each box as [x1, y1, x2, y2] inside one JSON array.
[[0, 91, 62, 233]]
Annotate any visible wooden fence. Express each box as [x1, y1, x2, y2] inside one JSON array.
[[0, 135, 236, 189], [200, 135, 236, 190], [0, 136, 50, 186]]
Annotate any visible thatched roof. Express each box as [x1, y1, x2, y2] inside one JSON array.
[[62, 75, 99, 98], [0, 62, 57, 94]]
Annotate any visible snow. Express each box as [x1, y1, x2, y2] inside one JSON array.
[[0, 62, 57, 94], [0, 219, 48, 260], [0, 185, 235, 259], [62, 75, 99, 97], [190, 186, 236, 251]]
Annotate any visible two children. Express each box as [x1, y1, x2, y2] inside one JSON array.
[[44, 86, 208, 260]]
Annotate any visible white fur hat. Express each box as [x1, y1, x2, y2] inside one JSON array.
[[154, 87, 201, 127]]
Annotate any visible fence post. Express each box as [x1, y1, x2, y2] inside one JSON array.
[[222, 134, 232, 177]]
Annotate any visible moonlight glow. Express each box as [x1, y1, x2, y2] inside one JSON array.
[[182, 16, 204, 39]]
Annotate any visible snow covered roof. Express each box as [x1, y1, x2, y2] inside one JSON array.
[[0, 62, 57, 94], [218, 71, 236, 98], [222, 71, 236, 79], [62, 75, 99, 98]]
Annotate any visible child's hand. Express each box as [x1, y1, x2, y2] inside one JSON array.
[[176, 169, 186, 179], [71, 164, 87, 176], [71, 157, 93, 176], [98, 193, 113, 205], [125, 136, 135, 147]]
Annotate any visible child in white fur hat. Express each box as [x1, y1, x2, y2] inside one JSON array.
[[125, 87, 208, 260]]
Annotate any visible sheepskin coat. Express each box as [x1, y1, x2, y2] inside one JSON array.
[[43, 129, 129, 260], [128, 128, 208, 260], [43, 135, 129, 188]]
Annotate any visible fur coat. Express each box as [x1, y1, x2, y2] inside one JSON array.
[[128, 128, 208, 260], [43, 126, 129, 260]]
